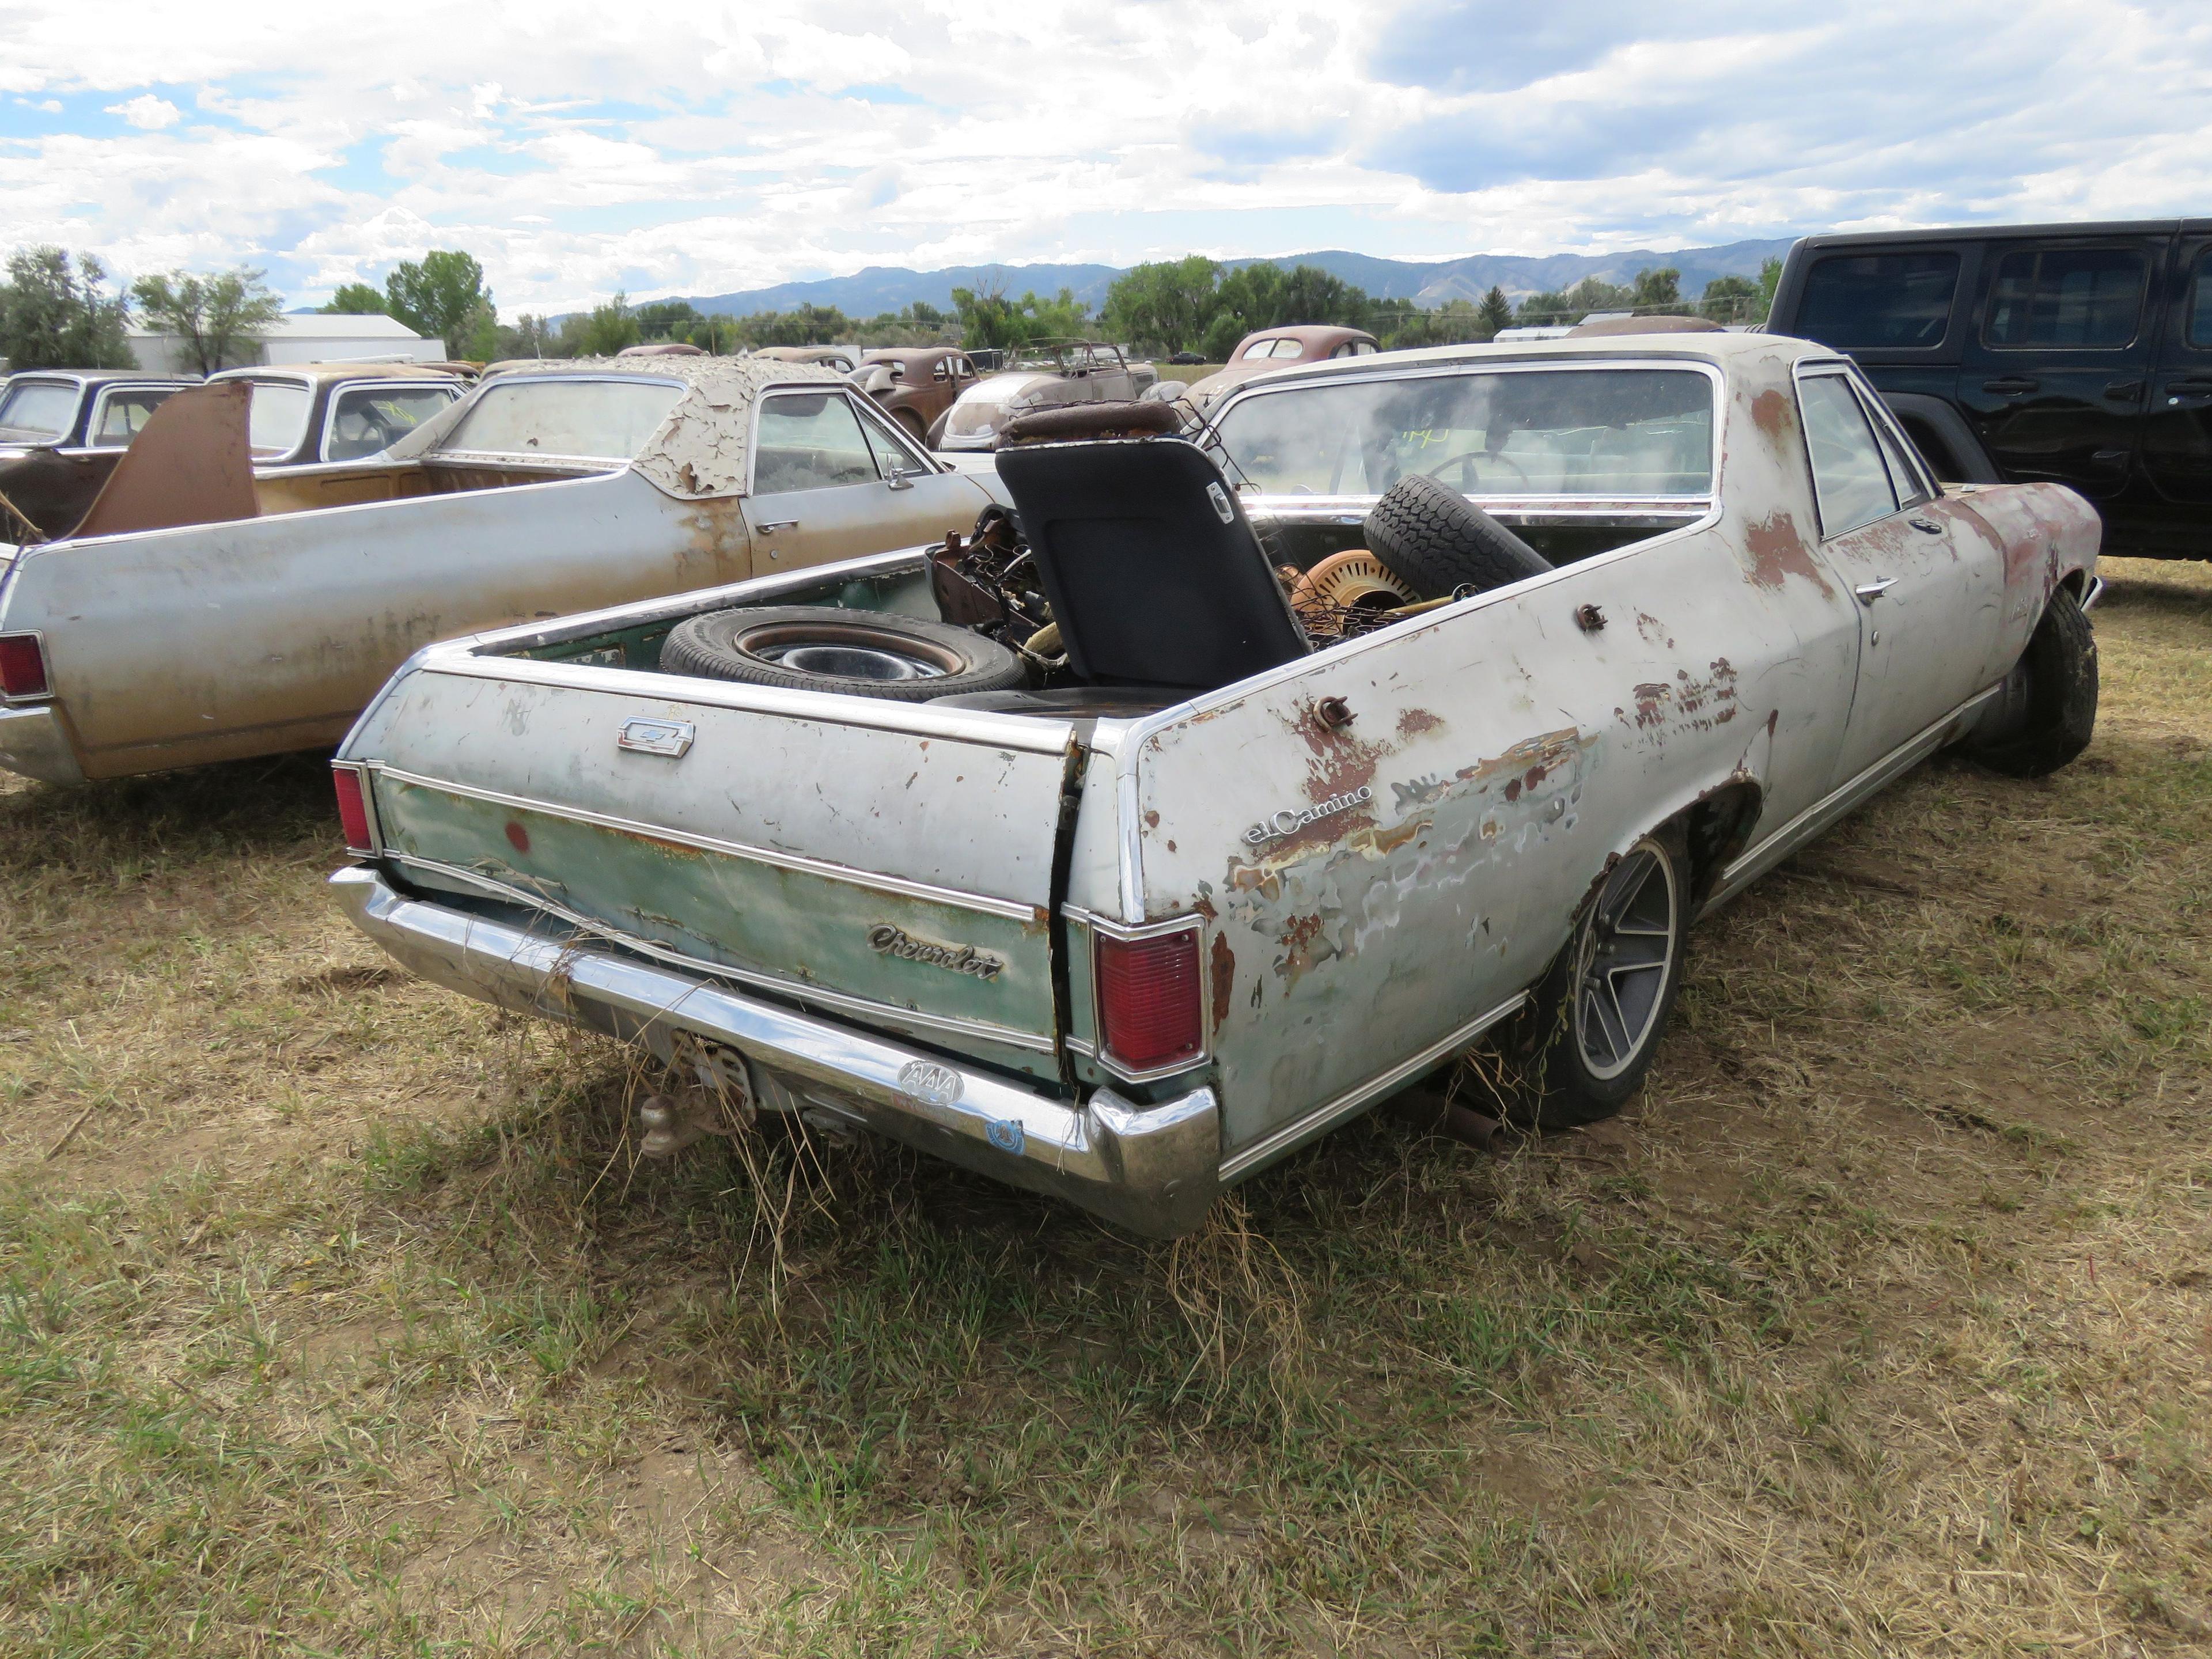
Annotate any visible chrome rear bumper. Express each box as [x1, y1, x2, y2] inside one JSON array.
[[0, 703, 85, 785], [329, 865, 1219, 1237]]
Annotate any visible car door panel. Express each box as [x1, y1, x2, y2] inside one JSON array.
[[744, 389, 991, 571], [2143, 234, 2212, 516]]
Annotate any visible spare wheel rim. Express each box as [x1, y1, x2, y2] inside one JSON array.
[[733, 620, 966, 683]]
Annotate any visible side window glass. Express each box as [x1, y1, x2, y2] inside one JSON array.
[[2189, 249, 2212, 349], [1984, 248, 2146, 349], [855, 399, 928, 478], [753, 392, 881, 493], [90, 390, 170, 446], [326, 385, 459, 461], [1799, 373, 1899, 537]]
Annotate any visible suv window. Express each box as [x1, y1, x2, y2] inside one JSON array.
[[753, 392, 879, 493], [1799, 372, 1898, 537], [2190, 249, 2212, 349], [1983, 247, 2146, 349], [1797, 252, 1960, 349]]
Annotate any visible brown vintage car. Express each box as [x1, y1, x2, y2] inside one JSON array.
[[854, 346, 978, 442], [1182, 324, 1381, 412], [207, 363, 465, 466]]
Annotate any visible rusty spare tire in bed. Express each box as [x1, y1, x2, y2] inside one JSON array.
[[660, 606, 1028, 702], [1362, 471, 1552, 599]]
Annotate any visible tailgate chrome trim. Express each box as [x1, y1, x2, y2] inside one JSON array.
[[372, 762, 1044, 923], [331, 865, 1219, 1237], [382, 850, 1058, 1055]]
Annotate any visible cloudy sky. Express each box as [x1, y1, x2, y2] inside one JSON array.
[[2, 0, 2207, 313]]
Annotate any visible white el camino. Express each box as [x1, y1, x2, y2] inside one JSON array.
[[326, 332, 2101, 1237]]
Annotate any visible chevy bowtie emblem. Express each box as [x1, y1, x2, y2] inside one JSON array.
[[617, 717, 695, 757], [868, 923, 1005, 980]]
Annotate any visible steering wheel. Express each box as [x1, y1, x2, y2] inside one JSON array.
[[1430, 450, 1528, 491]]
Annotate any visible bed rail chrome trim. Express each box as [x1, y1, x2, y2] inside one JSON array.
[[381, 850, 1058, 1056], [1217, 993, 1528, 1182], [331, 865, 1218, 1237], [370, 762, 1043, 923]]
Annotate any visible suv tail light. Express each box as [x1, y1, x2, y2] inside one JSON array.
[[0, 634, 50, 699], [1094, 926, 1204, 1074], [332, 764, 374, 853]]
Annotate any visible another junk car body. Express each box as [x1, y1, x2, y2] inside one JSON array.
[[0, 357, 1005, 783], [204, 362, 465, 468], [328, 334, 2100, 1238], [933, 341, 1157, 450], [0, 368, 199, 543]]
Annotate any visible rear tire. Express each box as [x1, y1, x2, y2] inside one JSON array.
[[1362, 472, 1552, 600], [1511, 825, 1690, 1129], [1971, 588, 2097, 778], [661, 606, 1027, 703]]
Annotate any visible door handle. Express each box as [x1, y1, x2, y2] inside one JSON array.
[[1855, 578, 1899, 605], [1908, 517, 1944, 535], [753, 518, 799, 532], [2103, 378, 2145, 401], [1982, 376, 2039, 396], [2169, 377, 2212, 403]]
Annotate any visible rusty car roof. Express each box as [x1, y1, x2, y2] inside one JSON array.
[[380, 353, 853, 501]]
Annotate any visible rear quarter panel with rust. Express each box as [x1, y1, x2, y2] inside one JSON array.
[[1093, 344, 1874, 1157], [1949, 481, 2103, 666]]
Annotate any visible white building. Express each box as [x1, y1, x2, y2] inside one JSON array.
[[127, 313, 444, 374]]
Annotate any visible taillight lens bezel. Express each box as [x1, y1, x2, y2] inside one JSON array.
[[331, 762, 377, 855], [1091, 918, 1207, 1079], [0, 632, 51, 700]]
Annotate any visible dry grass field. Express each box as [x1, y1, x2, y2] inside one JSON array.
[[1, 558, 2207, 1657]]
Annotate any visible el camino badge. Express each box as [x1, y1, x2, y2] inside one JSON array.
[[617, 717, 694, 757], [1244, 785, 1373, 846], [868, 923, 1005, 980]]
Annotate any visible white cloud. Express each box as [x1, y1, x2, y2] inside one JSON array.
[[0, 0, 2201, 313], [105, 93, 181, 130]]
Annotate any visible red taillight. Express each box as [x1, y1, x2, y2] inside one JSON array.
[[332, 765, 373, 852], [1094, 927, 1204, 1073], [0, 634, 49, 699]]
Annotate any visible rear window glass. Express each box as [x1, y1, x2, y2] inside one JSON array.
[[439, 378, 683, 459], [245, 382, 313, 456], [1984, 247, 2146, 349], [1796, 252, 1960, 350], [0, 380, 81, 442], [1212, 367, 1714, 498], [89, 388, 172, 446], [2189, 249, 2212, 349]]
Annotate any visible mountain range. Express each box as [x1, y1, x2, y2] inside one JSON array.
[[662, 238, 1802, 318]]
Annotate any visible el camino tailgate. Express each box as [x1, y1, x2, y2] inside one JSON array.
[[348, 665, 1074, 1075]]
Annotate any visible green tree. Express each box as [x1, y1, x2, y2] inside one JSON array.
[[1630, 267, 1684, 312], [634, 299, 703, 341], [0, 247, 135, 370], [948, 285, 1089, 351], [1478, 285, 1513, 337], [555, 293, 643, 357], [1101, 256, 1221, 355], [1700, 274, 1760, 323], [1758, 256, 1784, 321], [1516, 287, 1571, 325], [320, 282, 387, 315], [385, 251, 494, 356], [130, 266, 284, 374]]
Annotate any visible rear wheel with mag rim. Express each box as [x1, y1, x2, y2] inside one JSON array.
[[1514, 824, 1690, 1128]]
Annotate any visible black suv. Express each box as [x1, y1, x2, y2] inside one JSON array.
[[1768, 219, 2211, 558]]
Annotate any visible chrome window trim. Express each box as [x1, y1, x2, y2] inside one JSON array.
[[82, 381, 185, 449], [368, 761, 1045, 923], [382, 851, 1058, 1055], [1207, 355, 1726, 502], [316, 378, 462, 463], [1838, 365, 1939, 506], [1218, 992, 1528, 1181]]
